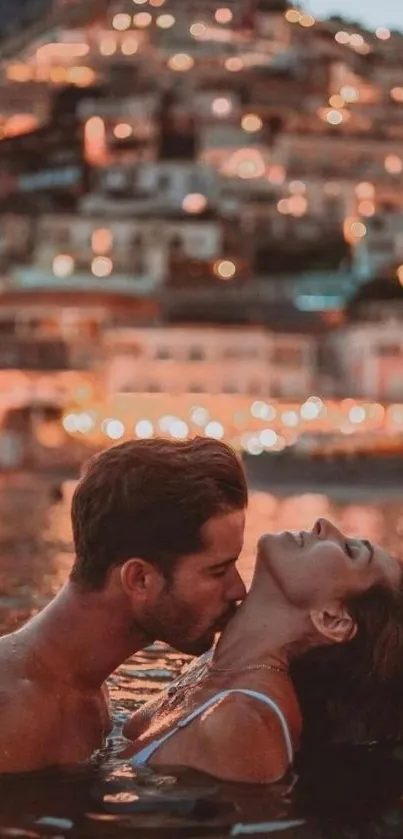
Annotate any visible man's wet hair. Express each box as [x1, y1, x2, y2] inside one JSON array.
[[291, 576, 403, 747], [70, 437, 248, 590]]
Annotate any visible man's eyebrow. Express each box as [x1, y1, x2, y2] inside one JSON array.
[[210, 557, 238, 568], [362, 539, 374, 563]]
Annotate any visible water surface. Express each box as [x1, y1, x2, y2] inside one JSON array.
[[0, 476, 403, 839]]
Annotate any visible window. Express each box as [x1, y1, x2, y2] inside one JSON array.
[[377, 344, 402, 357], [247, 381, 262, 395], [55, 226, 71, 247], [158, 173, 171, 192], [188, 346, 205, 361], [155, 347, 171, 360], [188, 383, 205, 393], [271, 346, 302, 366]]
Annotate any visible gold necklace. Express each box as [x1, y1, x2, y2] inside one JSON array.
[[166, 659, 290, 699]]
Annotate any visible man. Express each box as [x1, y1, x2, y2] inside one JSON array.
[[0, 437, 247, 772]]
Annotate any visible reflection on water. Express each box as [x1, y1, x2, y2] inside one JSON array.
[[0, 476, 403, 838]]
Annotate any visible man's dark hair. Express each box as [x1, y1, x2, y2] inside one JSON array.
[[70, 437, 248, 590], [291, 577, 403, 747]]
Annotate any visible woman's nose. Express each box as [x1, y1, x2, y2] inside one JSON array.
[[313, 518, 342, 540]]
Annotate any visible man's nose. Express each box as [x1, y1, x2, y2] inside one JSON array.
[[227, 568, 247, 602]]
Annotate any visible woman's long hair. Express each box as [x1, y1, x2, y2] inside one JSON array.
[[290, 580, 403, 747]]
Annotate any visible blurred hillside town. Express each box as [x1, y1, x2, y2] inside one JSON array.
[[0, 0, 403, 468]]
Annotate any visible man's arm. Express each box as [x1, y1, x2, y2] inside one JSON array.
[[123, 690, 168, 740], [0, 694, 57, 773]]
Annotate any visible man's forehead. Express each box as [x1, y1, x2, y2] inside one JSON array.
[[201, 509, 245, 553]]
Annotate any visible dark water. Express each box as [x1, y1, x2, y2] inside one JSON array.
[[1, 476, 403, 839]]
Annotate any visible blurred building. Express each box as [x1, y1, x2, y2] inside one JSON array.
[[103, 324, 316, 397], [0, 0, 403, 418]]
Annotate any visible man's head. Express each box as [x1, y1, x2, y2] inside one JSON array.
[[255, 517, 402, 646], [70, 437, 247, 654]]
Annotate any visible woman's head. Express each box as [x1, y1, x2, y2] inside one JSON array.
[[291, 573, 403, 746], [256, 517, 402, 646]]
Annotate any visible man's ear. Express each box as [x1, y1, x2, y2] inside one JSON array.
[[310, 604, 357, 644], [120, 559, 163, 599]]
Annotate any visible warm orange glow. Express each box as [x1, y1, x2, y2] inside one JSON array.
[[397, 265, 403, 286], [385, 154, 403, 174], [212, 97, 232, 116], [190, 22, 207, 38], [325, 109, 344, 125], [121, 35, 139, 55], [376, 26, 390, 40], [277, 199, 290, 214], [91, 229, 113, 254], [168, 53, 194, 71], [91, 256, 113, 278], [3, 114, 38, 137], [215, 7, 233, 24], [36, 42, 90, 61], [214, 260, 236, 279], [299, 14, 315, 27], [113, 122, 133, 139], [84, 117, 106, 165], [391, 87, 403, 103], [358, 200, 375, 217], [66, 66, 95, 86], [267, 165, 286, 185], [150, 0, 165, 5], [340, 85, 359, 102], [241, 113, 263, 133], [335, 31, 349, 44], [355, 181, 375, 199], [225, 57, 244, 72], [225, 148, 266, 180], [182, 193, 207, 214], [156, 13, 175, 27], [6, 63, 33, 82], [113, 13, 131, 30], [62, 393, 403, 457], [285, 9, 301, 23], [53, 254, 75, 278], [329, 94, 344, 108], [288, 195, 308, 216], [49, 66, 67, 84], [350, 33, 364, 47], [100, 37, 117, 55], [343, 217, 367, 242], [133, 12, 152, 27]]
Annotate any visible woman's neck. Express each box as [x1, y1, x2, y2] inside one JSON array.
[[212, 595, 307, 673]]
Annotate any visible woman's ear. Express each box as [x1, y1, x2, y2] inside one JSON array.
[[310, 604, 357, 644]]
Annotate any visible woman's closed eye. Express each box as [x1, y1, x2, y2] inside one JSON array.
[[345, 540, 360, 559]]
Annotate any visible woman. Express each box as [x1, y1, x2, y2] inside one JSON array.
[[121, 517, 403, 784]]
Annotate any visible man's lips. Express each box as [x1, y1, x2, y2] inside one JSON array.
[[214, 606, 239, 631]]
